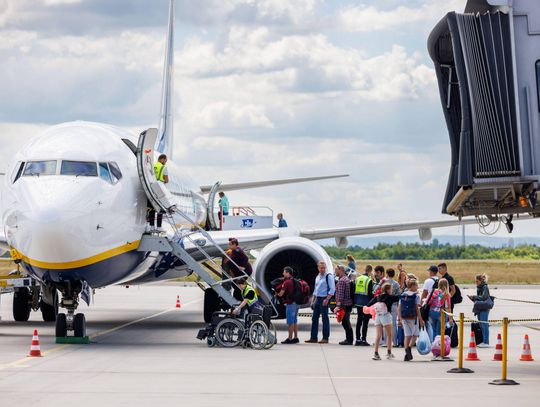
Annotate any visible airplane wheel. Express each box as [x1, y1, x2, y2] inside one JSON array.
[[204, 290, 220, 323], [40, 291, 58, 322], [56, 313, 67, 337], [13, 288, 31, 322], [73, 313, 86, 337]]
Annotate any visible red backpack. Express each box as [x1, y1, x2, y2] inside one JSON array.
[[293, 278, 311, 305]]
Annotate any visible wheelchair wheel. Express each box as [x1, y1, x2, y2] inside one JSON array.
[[248, 320, 269, 350], [215, 318, 244, 347], [264, 322, 277, 349], [207, 337, 217, 347]]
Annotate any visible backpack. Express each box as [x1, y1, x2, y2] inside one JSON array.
[[293, 278, 310, 305], [453, 285, 463, 304], [399, 293, 417, 319]]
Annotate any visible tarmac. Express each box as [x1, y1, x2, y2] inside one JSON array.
[[0, 284, 539, 406]]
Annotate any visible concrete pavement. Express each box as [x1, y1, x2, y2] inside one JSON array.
[[0, 284, 538, 406]]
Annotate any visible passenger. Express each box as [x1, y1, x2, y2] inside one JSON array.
[[277, 266, 299, 344], [334, 265, 353, 345], [346, 254, 356, 278], [421, 265, 439, 303], [398, 279, 424, 361], [305, 261, 335, 344], [469, 273, 491, 347], [372, 265, 387, 296], [354, 264, 374, 346], [148, 153, 168, 231], [438, 262, 458, 311], [426, 278, 453, 342], [233, 278, 263, 316], [368, 283, 400, 360], [397, 263, 408, 292], [224, 238, 253, 276], [218, 192, 229, 227], [277, 213, 288, 228], [386, 268, 401, 347]]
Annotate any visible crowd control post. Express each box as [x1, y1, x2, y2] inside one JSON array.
[[490, 317, 519, 385], [448, 313, 474, 373]]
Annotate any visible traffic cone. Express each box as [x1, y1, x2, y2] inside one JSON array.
[[492, 333, 503, 361], [175, 295, 181, 309], [520, 334, 534, 361], [466, 330, 480, 361], [28, 329, 42, 357]]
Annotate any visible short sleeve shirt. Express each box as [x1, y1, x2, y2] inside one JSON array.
[[422, 277, 438, 295], [281, 278, 295, 305]]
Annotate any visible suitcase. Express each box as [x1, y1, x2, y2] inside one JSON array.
[[471, 322, 483, 345], [445, 322, 459, 348]]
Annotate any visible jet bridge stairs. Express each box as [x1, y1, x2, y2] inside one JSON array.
[[136, 128, 276, 322]]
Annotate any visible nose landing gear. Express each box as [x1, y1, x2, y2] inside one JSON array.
[[55, 281, 87, 340]]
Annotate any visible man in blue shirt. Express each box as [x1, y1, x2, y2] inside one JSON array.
[[277, 212, 288, 228], [305, 261, 335, 344]]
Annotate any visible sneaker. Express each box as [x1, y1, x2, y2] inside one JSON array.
[[318, 339, 329, 344], [404, 347, 412, 361], [360, 340, 371, 346], [291, 338, 299, 344], [372, 352, 381, 360], [281, 338, 293, 344], [386, 352, 395, 359], [339, 340, 353, 345], [305, 339, 318, 344], [477, 343, 490, 348], [355, 340, 363, 346]]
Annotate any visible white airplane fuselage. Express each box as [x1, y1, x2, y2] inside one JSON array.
[[2, 121, 207, 288]]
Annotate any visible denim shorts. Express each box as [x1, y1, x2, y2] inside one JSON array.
[[375, 312, 392, 326], [285, 303, 298, 325]]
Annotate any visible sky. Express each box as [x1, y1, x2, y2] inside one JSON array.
[[0, 0, 537, 239]]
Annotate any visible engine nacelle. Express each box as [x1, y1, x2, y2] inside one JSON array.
[[253, 237, 333, 297]]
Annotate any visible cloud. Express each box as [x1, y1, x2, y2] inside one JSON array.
[[338, 0, 465, 32]]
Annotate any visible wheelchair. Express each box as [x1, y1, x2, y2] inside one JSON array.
[[197, 305, 277, 350]]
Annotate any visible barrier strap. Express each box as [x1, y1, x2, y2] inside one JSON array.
[[493, 296, 540, 305]]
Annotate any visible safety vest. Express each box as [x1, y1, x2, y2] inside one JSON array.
[[153, 161, 166, 182], [355, 274, 371, 295], [242, 284, 258, 306]]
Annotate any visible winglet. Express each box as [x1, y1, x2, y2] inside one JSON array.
[[199, 174, 349, 194], [155, 0, 175, 159]]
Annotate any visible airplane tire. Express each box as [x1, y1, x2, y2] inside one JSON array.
[[56, 313, 67, 337], [73, 313, 86, 337], [13, 288, 31, 322], [40, 291, 58, 322], [204, 289, 220, 323]]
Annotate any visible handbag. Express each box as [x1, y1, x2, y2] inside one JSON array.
[[473, 296, 494, 313]]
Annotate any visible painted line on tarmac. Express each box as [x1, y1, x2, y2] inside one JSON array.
[[0, 299, 201, 371], [301, 376, 540, 381]]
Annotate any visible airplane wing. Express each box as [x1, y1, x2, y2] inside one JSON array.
[[299, 214, 534, 242], [199, 174, 348, 194]]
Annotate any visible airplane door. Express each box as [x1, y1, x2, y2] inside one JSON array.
[[206, 181, 221, 230], [136, 128, 175, 213]]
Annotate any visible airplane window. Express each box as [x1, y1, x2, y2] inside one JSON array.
[[99, 162, 112, 183], [12, 161, 25, 183], [109, 162, 122, 182], [23, 160, 57, 176], [61, 161, 98, 176]]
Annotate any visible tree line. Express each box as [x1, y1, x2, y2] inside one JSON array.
[[325, 241, 540, 260]]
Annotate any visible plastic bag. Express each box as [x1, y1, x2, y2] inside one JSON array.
[[335, 307, 345, 323], [417, 327, 431, 355], [431, 335, 451, 357]]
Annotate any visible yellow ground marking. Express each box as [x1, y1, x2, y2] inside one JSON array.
[[0, 298, 201, 370]]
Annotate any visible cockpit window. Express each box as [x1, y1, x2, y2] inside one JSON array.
[[23, 160, 57, 176], [12, 161, 25, 183], [109, 162, 122, 182], [99, 162, 111, 183], [60, 161, 98, 176]]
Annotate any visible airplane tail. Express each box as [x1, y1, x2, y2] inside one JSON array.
[[155, 0, 175, 159]]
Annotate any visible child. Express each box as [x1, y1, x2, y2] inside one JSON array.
[[397, 279, 424, 361], [426, 278, 453, 342], [367, 283, 400, 360]]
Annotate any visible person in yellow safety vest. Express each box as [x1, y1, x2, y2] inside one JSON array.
[[354, 264, 374, 346], [233, 278, 263, 316], [148, 154, 169, 231]]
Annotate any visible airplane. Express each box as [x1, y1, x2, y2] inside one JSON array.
[[0, 0, 533, 338]]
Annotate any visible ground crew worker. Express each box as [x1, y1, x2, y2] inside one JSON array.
[[233, 278, 263, 316], [148, 154, 168, 231], [354, 264, 374, 346]]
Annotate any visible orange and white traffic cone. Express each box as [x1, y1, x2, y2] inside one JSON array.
[[466, 330, 480, 361], [520, 334, 534, 361], [492, 333, 503, 361], [28, 329, 42, 357], [175, 295, 181, 309]]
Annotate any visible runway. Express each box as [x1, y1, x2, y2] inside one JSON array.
[[0, 284, 538, 406]]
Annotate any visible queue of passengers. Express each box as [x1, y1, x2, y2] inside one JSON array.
[[277, 258, 492, 362]]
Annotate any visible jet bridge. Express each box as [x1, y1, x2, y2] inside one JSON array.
[[428, 0, 540, 220], [136, 129, 276, 321]]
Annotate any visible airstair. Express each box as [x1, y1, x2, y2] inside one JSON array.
[[136, 128, 276, 317]]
